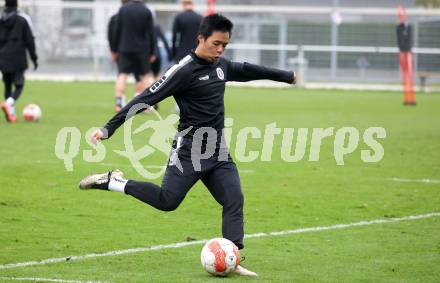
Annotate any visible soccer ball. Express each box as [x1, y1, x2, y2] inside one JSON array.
[[200, 238, 240, 276], [22, 104, 42, 121]]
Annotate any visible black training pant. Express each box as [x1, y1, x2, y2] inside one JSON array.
[[2, 71, 25, 102], [124, 140, 244, 249]]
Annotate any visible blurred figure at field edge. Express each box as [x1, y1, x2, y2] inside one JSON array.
[[396, 5, 415, 105], [171, 0, 202, 113], [0, 0, 37, 123], [112, 0, 156, 112], [171, 0, 202, 62]]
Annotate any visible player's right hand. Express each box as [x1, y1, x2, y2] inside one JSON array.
[[90, 128, 105, 145], [111, 52, 118, 62]]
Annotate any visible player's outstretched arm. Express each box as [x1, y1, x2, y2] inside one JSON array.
[[227, 61, 296, 84], [100, 59, 191, 140]]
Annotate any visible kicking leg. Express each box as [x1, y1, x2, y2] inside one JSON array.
[[80, 166, 201, 212], [125, 166, 200, 211]]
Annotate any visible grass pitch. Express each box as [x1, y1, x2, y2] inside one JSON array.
[[0, 81, 439, 282]]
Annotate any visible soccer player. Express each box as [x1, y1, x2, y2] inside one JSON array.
[[112, 0, 156, 112], [79, 14, 296, 276], [0, 0, 37, 123]]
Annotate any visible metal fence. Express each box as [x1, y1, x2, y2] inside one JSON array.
[[17, 1, 440, 86]]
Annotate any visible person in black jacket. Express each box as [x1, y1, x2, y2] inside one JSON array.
[[79, 14, 296, 276], [171, 0, 202, 113], [0, 0, 37, 123], [112, 0, 156, 112], [171, 0, 202, 62]]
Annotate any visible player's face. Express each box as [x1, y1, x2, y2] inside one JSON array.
[[197, 31, 230, 63]]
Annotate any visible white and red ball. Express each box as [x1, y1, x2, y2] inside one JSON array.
[[200, 238, 240, 276], [22, 104, 42, 121]]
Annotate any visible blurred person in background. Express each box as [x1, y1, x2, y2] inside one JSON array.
[[172, 0, 202, 62], [148, 5, 172, 111], [171, 0, 202, 113], [107, 10, 118, 69], [0, 0, 37, 123], [396, 5, 415, 105], [112, 0, 156, 112]]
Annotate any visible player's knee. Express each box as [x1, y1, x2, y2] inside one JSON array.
[[161, 195, 183, 212], [161, 201, 180, 212]]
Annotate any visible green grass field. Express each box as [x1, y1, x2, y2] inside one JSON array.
[[0, 81, 439, 283]]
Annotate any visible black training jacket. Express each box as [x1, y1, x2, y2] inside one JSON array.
[[0, 7, 37, 72], [396, 23, 412, 52], [172, 10, 202, 62], [114, 0, 155, 55], [103, 51, 294, 139]]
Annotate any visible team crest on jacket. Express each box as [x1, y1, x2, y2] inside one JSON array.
[[216, 67, 225, 80]]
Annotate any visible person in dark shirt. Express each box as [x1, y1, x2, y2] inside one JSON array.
[[171, 0, 202, 113], [112, 0, 156, 112], [0, 0, 37, 123], [79, 14, 296, 276], [396, 5, 415, 105], [171, 0, 202, 62]]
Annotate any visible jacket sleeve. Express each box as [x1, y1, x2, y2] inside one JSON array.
[[107, 15, 117, 53], [114, 9, 122, 53], [103, 62, 191, 138], [146, 9, 156, 58], [171, 16, 179, 60], [23, 18, 37, 62], [226, 60, 295, 84]]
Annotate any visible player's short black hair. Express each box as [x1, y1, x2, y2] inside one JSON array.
[[5, 0, 17, 7], [198, 14, 233, 39]]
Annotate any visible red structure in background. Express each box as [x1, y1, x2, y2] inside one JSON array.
[[397, 5, 416, 105], [206, 0, 216, 16]]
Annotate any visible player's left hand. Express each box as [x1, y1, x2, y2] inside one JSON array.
[[90, 128, 106, 145]]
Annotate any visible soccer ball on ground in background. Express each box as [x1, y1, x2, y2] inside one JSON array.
[[200, 237, 240, 276], [22, 104, 42, 122]]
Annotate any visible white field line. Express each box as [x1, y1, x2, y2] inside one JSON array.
[[389, 177, 440, 184], [1, 212, 439, 271], [0, 277, 108, 283]]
